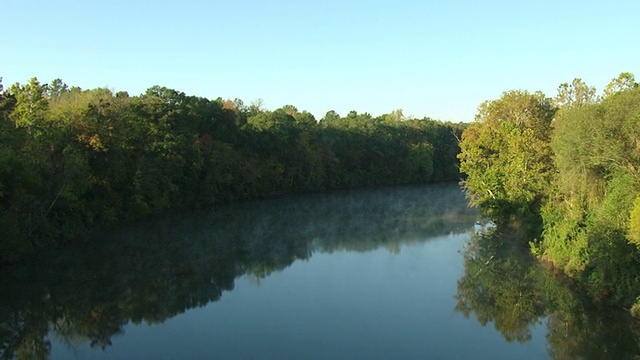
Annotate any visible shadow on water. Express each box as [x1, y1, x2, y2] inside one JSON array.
[[455, 224, 640, 359], [0, 183, 477, 359]]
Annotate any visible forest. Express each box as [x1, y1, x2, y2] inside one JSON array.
[[458, 72, 640, 313], [0, 77, 464, 264]]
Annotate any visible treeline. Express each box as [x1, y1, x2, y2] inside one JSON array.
[[458, 72, 640, 311], [0, 77, 464, 263]]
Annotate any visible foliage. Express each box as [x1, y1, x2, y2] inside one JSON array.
[[0, 78, 464, 263], [540, 82, 640, 306], [554, 78, 597, 109], [457, 90, 555, 225], [459, 73, 640, 309], [629, 196, 640, 247]]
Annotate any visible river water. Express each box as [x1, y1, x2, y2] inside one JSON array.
[[1, 184, 638, 359]]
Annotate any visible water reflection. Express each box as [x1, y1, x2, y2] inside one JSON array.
[[6, 184, 640, 359], [0, 184, 476, 359], [456, 225, 640, 359]]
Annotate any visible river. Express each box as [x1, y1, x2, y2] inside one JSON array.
[[0, 184, 638, 359]]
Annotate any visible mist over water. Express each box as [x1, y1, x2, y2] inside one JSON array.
[[2, 184, 637, 359]]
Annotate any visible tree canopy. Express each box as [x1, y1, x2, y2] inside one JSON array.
[[458, 72, 640, 311], [458, 90, 555, 225], [0, 77, 465, 263]]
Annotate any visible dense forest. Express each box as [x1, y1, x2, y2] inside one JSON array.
[[458, 72, 640, 313], [0, 77, 464, 264]]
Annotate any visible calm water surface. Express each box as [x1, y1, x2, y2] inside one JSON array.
[[1, 184, 638, 359]]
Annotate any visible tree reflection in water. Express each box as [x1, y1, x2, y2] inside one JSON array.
[[0, 184, 476, 359], [4, 183, 640, 359], [455, 225, 640, 359]]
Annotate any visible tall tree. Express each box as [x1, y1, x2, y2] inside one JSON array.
[[320, 110, 340, 125], [555, 78, 596, 108], [603, 72, 638, 97], [458, 90, 556, 223]]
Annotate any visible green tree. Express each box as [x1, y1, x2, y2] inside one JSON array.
[[248, 98, 265, 116], [10, 78, 49, 132], [539, 84, 640, 304], [293, 110, 316, 126], [458, 90, 556, 224], [281, 104, 298, 116], [385, 108, 405, 122], [48, 78, 70, 100], [629, 196, 640, 247], [407, 142, 434, 182], [246, 109, 295, 131], [320, 110, 340, 125], [555, 78, 596, 108], [603, 72, 638, 97]]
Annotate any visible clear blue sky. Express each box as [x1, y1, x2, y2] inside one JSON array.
[[3, 0, 638, 122]]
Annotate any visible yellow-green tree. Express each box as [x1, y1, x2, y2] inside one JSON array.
[[458, 90, 556, 225]]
